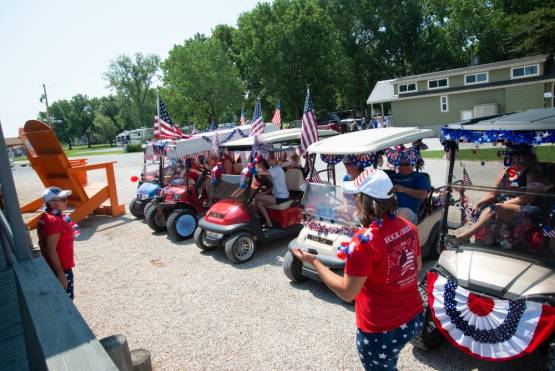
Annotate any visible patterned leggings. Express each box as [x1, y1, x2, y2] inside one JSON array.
[[356, 312, 424, 370], [64, 269, 74, 301]]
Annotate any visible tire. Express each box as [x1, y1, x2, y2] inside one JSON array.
[[283, 250, 307, 282], [194, 227, 215, 251], [167, 209, 197, 241], [412, 278, 443, 351], [224, 232, 256, 264], [129, 198, 145, 218], [547, 336, 555, 371], [144, 201, 166, 232]]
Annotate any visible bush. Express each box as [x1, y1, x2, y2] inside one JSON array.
[[124, 144, 143, 153]]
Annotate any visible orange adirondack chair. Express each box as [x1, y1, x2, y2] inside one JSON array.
[[19, 120, 125, 229]]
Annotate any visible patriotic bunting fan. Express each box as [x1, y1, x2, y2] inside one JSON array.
[[320, 154, 343, 165], [427, 271, 555, 361]]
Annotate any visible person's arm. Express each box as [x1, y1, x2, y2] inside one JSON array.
[[293, 249, 366, 302], [394, 185, 428, 201], [475, 169, 506, 208], [45, 233, 68, 289]]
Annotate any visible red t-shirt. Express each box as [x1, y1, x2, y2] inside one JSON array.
[[37, 211, 75, 270], [345, 216, 423, 333]]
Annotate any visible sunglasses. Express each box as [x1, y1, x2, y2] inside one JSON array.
[[51, 198, 67, 202]]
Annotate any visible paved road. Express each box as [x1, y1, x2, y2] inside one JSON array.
[[12, 151, 539, 370]]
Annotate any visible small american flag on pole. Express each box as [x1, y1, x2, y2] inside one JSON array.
[[153, 95, 188, 140], [240, 108, 246, 125], [300, 88, 318, 153], [462, 166, 473, 185], [271, 100, 281, 128], [249, 97, 264, 136]]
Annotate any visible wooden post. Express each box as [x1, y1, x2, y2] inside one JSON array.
[[100, 335, 133, 371], [130, 349, 152, 371]]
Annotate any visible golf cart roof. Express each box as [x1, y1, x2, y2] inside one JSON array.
[[221, 128, 338, 150], [441, 108, 555, 144], [443, 108, 555, 132], [144, 136, 213, 159], [307, 127, 435, 155], [191, 123, 278, 139]]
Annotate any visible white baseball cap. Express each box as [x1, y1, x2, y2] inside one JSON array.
[[42, 186, 72, 203], [343, 168, 393, 199]]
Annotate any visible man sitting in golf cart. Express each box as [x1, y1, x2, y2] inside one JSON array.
[[388, 151, 430, 224]]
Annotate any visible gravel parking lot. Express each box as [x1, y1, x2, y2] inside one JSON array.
[[12, 152, 542, 370]]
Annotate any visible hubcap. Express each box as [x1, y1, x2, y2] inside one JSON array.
[[154, 212, 165, 227], [176, 214, 196, 236], [234, 236, 254, 261]]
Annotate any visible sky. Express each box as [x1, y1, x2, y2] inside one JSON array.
[[0, 0, 262, 138]]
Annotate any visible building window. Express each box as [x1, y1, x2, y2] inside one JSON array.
[[464, 72, 488, 85], [398, 83, 417, 93], [511, 64, 539, 79], [428, 78, 448, 90], [440, 96, 448, 112]]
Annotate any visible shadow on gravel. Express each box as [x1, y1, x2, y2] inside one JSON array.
[[411, 339, 544, 370], [288, 279, 355, 311], [199, 239, 288, 269], [76, 214, 136, 241]]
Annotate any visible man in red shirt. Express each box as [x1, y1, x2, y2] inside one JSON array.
[[37, 186, 77, 300], [293, 169, 424, 370]]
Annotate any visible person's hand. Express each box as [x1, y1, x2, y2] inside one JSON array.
[[292, 248, 317, 265], [57, 272, 68, 289], [393, 185, 405, 193]]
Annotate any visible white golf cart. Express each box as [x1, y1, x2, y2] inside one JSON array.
[[283, 127, 444, 283], [413, 108, 555, 369]]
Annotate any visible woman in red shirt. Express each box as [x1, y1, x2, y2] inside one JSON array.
[[293, 169, 423, 370], [37, 186, 77, 300]]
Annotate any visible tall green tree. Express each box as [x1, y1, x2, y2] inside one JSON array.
[[38, 100, 77, 149], [234, 0, 345, 120], [162, 34, 245, 128], [104, 53, 160, 128]]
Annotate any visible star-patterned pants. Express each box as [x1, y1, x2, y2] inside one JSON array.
[[64, 269, 74, 301], [356, 312, 424, 370]]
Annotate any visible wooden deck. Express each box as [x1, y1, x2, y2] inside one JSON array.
[[0, 269, 29, 370]]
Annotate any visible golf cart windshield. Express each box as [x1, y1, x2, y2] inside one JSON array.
[[441, 109, 555, 267], [302, 182, 359, 226]]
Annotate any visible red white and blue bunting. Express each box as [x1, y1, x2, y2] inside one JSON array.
[[427, 271, 555, 361], [441, 128, 555, 146], [385, 146, 421, 169]]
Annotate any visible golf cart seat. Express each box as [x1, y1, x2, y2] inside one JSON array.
[[285, 168, 304, 192], [267, 200, 293, 210]]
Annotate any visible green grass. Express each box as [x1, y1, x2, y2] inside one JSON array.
[[61, 143, 113, 151], [422, 146, 555, 162], [67, 150, 124, 158]]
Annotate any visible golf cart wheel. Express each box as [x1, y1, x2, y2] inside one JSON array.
[[547, 336, 555, 371], [144, 202, 166, 232], [129, 198, 145, 218], [283, 250, 307, 282], [412, 278, 443, 351], [167, 209, 197, 241], [194, 227, 215, 251], [224, 232, 256, 264]]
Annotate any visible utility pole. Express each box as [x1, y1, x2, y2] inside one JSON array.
[[40, 83, 52, 127]]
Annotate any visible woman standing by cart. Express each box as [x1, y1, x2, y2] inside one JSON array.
[[293, 169, 423, 370]]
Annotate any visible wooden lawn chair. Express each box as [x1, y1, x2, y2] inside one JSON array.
[[19, 120, 125, 229]]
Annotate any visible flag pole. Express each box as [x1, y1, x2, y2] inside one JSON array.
[[156, 87, 161, 122]]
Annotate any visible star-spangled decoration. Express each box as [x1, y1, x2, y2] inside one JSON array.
[[363, 338, 369, 345], [534, 132, 543, 143], [400, 323, 408, 330], [441, 127, 555, 146], [378, 353, 387, 359], [543, 131, 550, 138]]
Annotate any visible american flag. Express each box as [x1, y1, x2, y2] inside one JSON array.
[[300, 89, 318, 153], [240, 108, 246, 125], [271, 100, 282, 128], [249, 97, 264, 136], [462, 166, 473, 185], [543, 225, 555, 238], [399, 248, 416, 276], [153, 96, 188, 140]]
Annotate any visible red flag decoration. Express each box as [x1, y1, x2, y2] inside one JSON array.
[[240, 108, 246, 126], [249, 97, 264, 136], [153, 96, 189, 140], [271, 100, 282, 128], [300, 89, 318, 153], [427, 271, 555, 361]]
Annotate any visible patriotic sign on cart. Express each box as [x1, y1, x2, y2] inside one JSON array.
[[427, 271, 555, 361]]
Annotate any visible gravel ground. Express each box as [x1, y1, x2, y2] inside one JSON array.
[[12, 153, 543, 370]]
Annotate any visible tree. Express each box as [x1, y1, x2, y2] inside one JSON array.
[[162, 34, 245, 128], [93, 113, 119, 146], [69, 94, 97, 148], [234, 0, 345, 120], [97, 95, 127, 132], [104, 53, 160, 128]]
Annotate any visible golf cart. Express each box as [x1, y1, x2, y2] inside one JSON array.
[[128, 141, 173, 219], [412, 108, 555, 368], [284, 127, 444, 283], [194, 128, 337, 264]]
